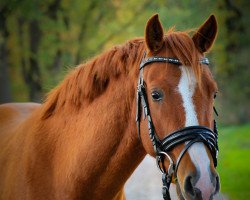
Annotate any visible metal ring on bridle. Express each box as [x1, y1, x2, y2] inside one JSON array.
[[156, 151, 174, 175]]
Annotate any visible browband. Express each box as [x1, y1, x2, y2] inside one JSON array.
[[140, 56, 209, 69]]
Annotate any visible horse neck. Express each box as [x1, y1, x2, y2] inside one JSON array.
[[32, 73, 146, 199]]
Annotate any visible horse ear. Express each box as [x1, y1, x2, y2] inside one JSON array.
[[145, 14, 164, 52], [192, 15, 218, 53]]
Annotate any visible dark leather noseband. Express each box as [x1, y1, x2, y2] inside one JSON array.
[[136, 52, 218, 200]]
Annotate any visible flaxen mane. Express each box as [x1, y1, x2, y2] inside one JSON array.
[[42, 31, 203, 119]]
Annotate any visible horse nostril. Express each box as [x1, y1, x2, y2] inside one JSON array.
[[184, 173, 220, 199], [215, 175, 220, 194], [184, 175, 202, 199], [211, 173, 220, 195], [184, 176, 195, 197]]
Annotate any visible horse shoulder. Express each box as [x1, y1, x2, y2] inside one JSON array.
[[0, 102, 41, 137], [0, 103, 42, 199]]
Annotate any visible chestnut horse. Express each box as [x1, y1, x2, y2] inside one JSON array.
[[0, 14, 219, 200]]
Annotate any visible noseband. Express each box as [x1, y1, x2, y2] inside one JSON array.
[[136, 52, 219, 200]]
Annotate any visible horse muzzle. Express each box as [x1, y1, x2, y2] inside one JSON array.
[[180, 171, 220, 200]]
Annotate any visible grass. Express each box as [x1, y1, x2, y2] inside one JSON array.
[[217, 124, 250, 199]]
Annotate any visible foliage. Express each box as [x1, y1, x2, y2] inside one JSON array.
[[214, 0, 250, 124], [217, 124, 250, 199], [0, 0, 249, 124]]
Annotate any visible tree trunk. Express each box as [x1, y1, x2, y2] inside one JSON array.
[[47, 0, 63, 75], [0, 40, 12, 103], [0, 5, 12, 103], [26, 20, 42, 102]]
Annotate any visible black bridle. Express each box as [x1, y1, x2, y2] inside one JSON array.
[[136, 52, 219, 200]]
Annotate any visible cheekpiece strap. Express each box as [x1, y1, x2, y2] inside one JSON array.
[[162, 173, 172, 200]]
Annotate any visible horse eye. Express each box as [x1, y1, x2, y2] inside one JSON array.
[[151, 91, 163, 101]]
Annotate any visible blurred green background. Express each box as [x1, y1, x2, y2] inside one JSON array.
[[0, 0, 249, 199]]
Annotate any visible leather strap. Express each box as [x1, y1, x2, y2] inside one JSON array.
[[140, 56, 209, 70]]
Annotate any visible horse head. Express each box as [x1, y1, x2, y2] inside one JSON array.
[[137, 14, 219, 200]]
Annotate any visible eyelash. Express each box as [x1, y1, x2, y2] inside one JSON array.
[[214, 92, 217, 99]]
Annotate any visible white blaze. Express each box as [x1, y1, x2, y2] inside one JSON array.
[[177, 66, 213, 199], [177, 67, 198, 126]]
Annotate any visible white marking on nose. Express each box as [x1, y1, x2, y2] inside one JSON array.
[[190, 145, 214, 200], [177, 66, 214, 200]]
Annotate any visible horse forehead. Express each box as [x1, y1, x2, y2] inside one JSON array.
[[179, 66, 197, 87], [145, 63, 182, 84]]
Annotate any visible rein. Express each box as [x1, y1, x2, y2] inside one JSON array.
[[136, 52, 219, 200]]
